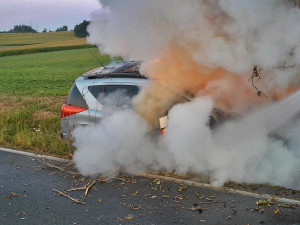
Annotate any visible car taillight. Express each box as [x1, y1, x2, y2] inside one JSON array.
[[61, 104, 87, 118]]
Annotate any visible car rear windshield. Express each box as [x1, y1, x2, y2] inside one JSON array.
[[66, 84, 88, 108], [88, 85, 139, 101]]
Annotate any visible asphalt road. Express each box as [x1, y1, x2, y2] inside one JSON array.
[[0, 150, 299, 225]]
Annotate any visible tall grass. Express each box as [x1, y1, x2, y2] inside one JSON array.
[[0, 95, 70, 156], [0, 48, 112, 157]]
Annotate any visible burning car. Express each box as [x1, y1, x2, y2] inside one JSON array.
[[61, 60, 149, 142], [61, 60, 233, 142]]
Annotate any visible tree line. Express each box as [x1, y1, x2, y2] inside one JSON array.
[[0, 21, 89, 38]]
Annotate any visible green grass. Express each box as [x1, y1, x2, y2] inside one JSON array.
[[0, 31, 79, 45], [0, 95, 70, 156], [0, 31, 92, 57], [0, 48, 111, 95], [0, 48, 112, 157]]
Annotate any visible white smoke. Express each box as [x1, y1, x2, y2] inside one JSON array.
[[73, 0, 300, 189], [74, 92, 300, 188], [88, 0, 300, 77]]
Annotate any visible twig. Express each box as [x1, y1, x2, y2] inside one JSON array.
[[194, 202, 215, 204], [249, 65, 266, 98], [41, 159, 80, 176], [67, 175, 125, 196], [53, 189, 85, 204], [67, 180, 98, 196], [101, 176, 126, 182], [273, 62, 295, 71]]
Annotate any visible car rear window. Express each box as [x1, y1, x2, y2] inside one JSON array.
[[88, 85, 139, 100], [66, 84, 88, 108]]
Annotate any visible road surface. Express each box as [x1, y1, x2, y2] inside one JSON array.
[[0, 149, 299, 225]]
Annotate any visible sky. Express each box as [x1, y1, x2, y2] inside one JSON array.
[[0, 0, 101, 32]]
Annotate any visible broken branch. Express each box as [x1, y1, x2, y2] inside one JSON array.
[[53, 189, 85, 204], [41, 159, 80, 176]]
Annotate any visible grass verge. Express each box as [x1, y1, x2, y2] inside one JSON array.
[[0, 48, 112, 157], [0, 95, 70, 156]]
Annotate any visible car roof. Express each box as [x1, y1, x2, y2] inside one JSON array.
[[83, 60, 148, 80]]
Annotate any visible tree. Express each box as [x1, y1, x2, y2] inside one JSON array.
[[9, 25, 37, 33], [42, 28, 47, 33], [56, 25, 68, 32], [74, 20, 90, 38]]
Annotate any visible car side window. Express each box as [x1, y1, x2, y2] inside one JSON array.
[[66, 84, 88, 108], [88, 85, 139, 103]]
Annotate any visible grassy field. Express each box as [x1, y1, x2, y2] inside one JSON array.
[[0, 31, 92, 57], [0, 48, 112, 157], [0, 48, 111, 95]]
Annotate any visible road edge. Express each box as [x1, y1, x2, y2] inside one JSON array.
[[1, 146, 299, 205]]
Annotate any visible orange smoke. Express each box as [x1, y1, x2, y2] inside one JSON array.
[[135, 43, 295, 126]]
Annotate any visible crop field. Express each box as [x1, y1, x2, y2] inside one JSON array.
[[0, 48, 112, 156], [0, 31, 93, 56]]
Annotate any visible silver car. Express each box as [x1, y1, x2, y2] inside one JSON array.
[[61, 60, 148, 142]]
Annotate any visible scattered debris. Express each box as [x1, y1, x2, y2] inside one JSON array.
[[125, 214, 134, 220], [132, 189, 140, 196], [251, 207, 265, 213], [178, 185, 188, 192], [274, 209, 280, 215], [53, 189, 85, 205], [41, 159, 80, 176], [11, 192, 20, 197], [3, 192, 27, 200], [195, 192, 205, 200], [225, 215, 231, 220], [256, 199, 276, 206], [186, 207, 208, 214], [121, 203, 143, 211], [67, 179, 98, 196]]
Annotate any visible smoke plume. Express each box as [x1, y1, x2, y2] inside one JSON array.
[[73, 0, 300, 189]]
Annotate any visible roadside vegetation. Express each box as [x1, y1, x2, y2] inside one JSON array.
[[0, 31, 93, 57], [0, 48, 111, 156]]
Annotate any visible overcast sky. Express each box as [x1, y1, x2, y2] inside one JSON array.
[[0, 0, 101, 32]]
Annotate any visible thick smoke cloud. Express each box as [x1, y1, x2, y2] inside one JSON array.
[[74, 93, 300, 188], [74, 0, 300, 189]]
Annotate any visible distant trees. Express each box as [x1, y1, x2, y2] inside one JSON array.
[[56, 26, 68, 32], [74, 20, 89, 38], [9, 25, 37, 33], [42, 28, 47, 33]]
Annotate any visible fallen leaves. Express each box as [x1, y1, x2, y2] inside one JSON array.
[[125, 214, 134, 220], [274, 209, 280, 215], [3, 192, 27, 200], [256, 199, 275, 206], [11, 192, 20, 197], [132, 189, 140, 196]]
